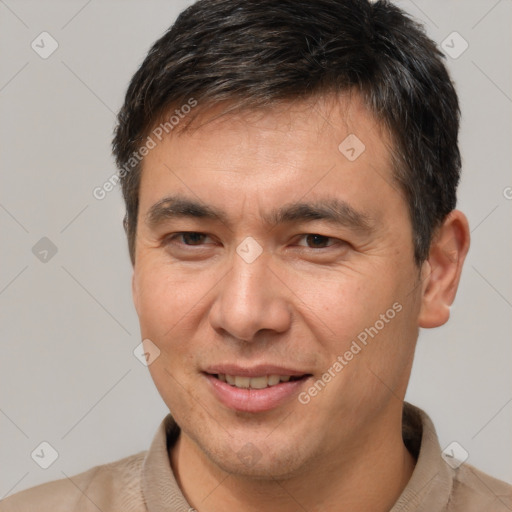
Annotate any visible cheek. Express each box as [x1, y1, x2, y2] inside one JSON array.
[[293, 270, 392, 348], [308, 266, 417, 378], [134, 259, 233, 376], [134, 261, 204, 341], [136, 265, 205, 393]]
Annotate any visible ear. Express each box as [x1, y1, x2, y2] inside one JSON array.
[[418, 210, 470, 328], [132, 270, 140, 315]]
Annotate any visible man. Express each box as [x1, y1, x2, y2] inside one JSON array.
[[2, 0, 510, 511]]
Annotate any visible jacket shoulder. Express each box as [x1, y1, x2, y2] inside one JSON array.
[[449, 462, 512, 511], [0, 451, 148, 512]]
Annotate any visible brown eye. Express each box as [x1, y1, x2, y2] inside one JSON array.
[[165, 232, 212, 247], [179, 232, 207, 245], [296, 234, 339, 249], [305, 234, 331, 248]]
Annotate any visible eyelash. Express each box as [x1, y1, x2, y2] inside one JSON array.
[[165, 232, 343, 250]]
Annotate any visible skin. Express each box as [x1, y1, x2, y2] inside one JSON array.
[[132, 93, 470, 512]]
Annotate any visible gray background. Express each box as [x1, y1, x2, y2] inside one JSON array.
[[1, 0, 511, 497]]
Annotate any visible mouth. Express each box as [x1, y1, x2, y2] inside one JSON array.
[[212, 373, 306, 389], [203, 368, 313, 413]]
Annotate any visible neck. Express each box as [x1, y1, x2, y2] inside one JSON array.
[[169, 412, 416, 512]]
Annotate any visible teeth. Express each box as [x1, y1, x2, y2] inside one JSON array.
[[234, 376, 250, 388], [216, 374, 299, 389], [267, 375, 280, 386], [248, 376, 268, 389]]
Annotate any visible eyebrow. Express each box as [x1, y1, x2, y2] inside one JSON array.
[[145, 194, 375, 234]]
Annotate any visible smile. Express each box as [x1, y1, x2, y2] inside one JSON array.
[[214, 373, 303, 389], [204, 371, 312, 413]]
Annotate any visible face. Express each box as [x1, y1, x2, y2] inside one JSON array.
[[132, 93, 426, 479]]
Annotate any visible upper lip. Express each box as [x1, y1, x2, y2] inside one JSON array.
[[204, 364, 310, 377]]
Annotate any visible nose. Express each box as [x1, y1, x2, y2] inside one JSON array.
[[208, 251, 292, 343]]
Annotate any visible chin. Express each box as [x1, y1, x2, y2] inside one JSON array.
[[198, 432, 311, 481]]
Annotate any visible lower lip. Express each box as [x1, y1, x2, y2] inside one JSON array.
[[204, 373, 310, 413]]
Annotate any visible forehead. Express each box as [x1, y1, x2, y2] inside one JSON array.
[[138, 93, 400, 222], [162, 92, 391, 158]]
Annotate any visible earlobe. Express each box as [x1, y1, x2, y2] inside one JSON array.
[[418, 210, 470, 329]]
